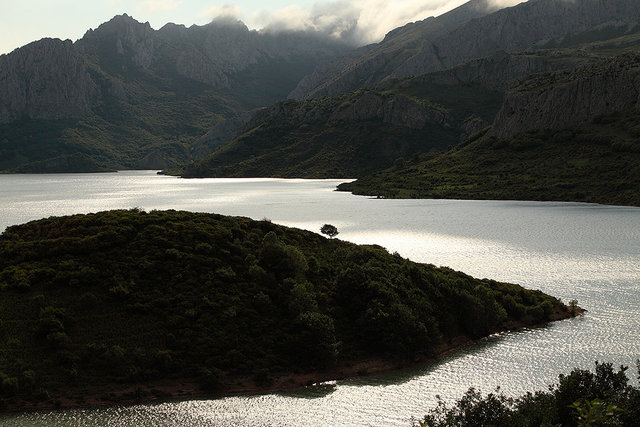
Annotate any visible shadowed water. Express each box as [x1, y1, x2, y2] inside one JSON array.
[[1, 171, 638, 426]]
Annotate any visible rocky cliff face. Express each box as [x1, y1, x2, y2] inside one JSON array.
[[297, 0, 640, 99], [493, 53, 640, 138], [159, 20, 265, 87], [379, 50, 592, 93], [0, 38, 99, 124], [167, 22, 348, 88]]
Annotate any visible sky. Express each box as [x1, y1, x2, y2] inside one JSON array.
[[0, 0, 524, 55]]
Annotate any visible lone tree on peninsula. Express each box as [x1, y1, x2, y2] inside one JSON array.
[[320, 224, 339, 238]]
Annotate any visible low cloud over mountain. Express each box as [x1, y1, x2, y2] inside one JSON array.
[[209, 0, 524, 46]]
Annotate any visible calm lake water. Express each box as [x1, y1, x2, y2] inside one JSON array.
[[1, 171, 639, 426]]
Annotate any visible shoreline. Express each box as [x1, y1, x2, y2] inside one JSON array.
[[1, 307, 583, 415]]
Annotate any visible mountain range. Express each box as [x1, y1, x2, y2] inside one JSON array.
[[1, 0, 639, 205]]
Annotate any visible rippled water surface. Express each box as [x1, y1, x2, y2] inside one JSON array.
[[1, 171, 638, 426]]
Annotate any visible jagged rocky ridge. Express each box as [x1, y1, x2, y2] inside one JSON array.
[[77, 14, 348, 89], [289, 0, 495, 99], [0, 14, 349, 171]]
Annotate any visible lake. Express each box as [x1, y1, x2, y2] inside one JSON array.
[[1, 171, 639, 426]]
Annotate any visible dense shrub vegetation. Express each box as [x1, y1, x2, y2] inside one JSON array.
[[0, 209, 568, 406], [339, 109, 640, 206], [415, 362, 640, 426]]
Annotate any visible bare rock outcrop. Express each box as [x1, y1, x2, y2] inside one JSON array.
[[384, 50, 593, 93], [399, 0, 640, 77], [493, 53, 640, 138], [0, 38, 99, 124]]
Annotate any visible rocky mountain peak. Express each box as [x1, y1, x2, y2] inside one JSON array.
[[78, 14, 156, 69]]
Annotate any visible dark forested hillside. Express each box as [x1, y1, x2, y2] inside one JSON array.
[[0, 210, 571, 408], [180, 89, 469, 178], [339, 109, 640, 206]]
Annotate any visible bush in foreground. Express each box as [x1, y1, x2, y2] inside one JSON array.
[[414, 362, 640, 426]]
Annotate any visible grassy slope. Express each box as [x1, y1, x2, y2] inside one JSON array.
[[0, 210, 569, 407], [339, 110, 640, 206]]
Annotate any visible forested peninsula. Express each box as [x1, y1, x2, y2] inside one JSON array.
[[0, 210, 575, 411]]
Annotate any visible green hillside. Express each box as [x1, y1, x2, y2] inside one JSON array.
[[0, 74, 230, 172], [0, 210, 570, 408], [339, 110, 640, 206]]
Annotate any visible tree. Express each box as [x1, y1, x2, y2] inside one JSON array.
[[320, 224, 339, 238], [568, 299, 579, 316]]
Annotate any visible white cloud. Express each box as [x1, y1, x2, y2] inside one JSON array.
[[135, 0, 183, 13], [487, 0, 526, 8], [250, 0, 480, 45], [203, 4, 244, 21]]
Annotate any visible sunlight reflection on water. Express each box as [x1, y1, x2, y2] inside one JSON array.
[[1, 172, 638, 426]]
